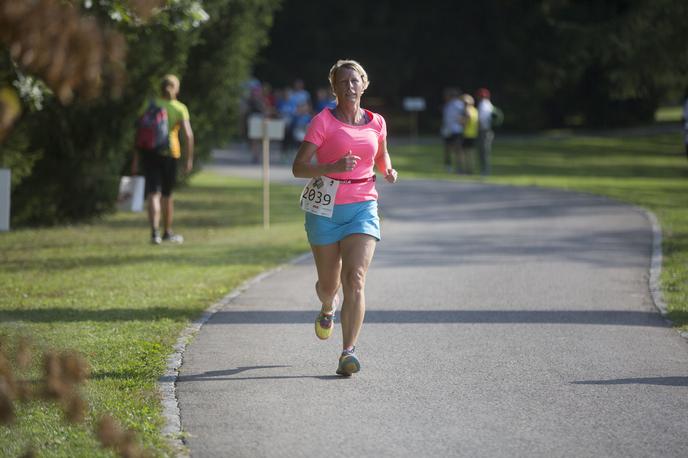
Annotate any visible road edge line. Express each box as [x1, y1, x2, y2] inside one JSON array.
[[641, 208, 688, 343], [157, 251, 312, 456], [643, 209, 668, 317]]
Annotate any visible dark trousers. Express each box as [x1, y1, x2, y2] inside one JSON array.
[[478, 129, 494, 176]]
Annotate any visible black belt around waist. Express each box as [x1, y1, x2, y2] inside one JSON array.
[[326, 175, 376, 184]]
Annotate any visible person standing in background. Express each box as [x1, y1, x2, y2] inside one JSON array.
[[314, 87, 336, 112], [476, 88, 502, 176], [462, 94, 478, 175], [441, 88, 466, 173]]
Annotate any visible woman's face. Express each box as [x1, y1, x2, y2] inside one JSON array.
[[333, 66, 364, 105]]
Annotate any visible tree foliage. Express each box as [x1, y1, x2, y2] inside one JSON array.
[[255, 0, 687, 130], [0, 0, 281, 226], [183, 0, 279, 153], [1, 0, 685, 225]]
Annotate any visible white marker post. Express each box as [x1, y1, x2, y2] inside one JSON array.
[[402, 97, 426, 140], [247, 115, 285, 229], [0, 168, 9, 231]]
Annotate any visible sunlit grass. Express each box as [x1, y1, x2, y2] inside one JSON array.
[[655, 105, 683, 123], [0, 172, 308, 457]]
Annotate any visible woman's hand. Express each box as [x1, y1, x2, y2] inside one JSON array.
[[334, 151, 361, 172], [384, 168, 398, 183]]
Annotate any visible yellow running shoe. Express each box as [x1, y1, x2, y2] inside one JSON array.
[[314, 295, 337, 340], [315, 310, 334, 340]]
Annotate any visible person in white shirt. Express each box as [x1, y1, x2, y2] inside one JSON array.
[[476, 87, 501, 176], [441, 88, 466, 173]]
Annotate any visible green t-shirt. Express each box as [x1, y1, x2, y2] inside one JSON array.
[[139, 98, 190, 158]]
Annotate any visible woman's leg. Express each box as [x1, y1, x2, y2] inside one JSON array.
[[311, 242, 342, 313], [339, 234, 377, 350]]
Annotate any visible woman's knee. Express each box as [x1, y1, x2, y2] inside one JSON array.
[[317, 279, 339, 298], [341, 267, 366, 292]]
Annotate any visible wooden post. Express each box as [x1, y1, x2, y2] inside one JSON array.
[[249, 115, 283, 230], [262, 119, 270, 229], [410, 111, 419, 140]]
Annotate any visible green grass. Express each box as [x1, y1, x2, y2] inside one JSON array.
[[655, 105, 684, 123], [0, 172, 308, 457], [392, 131, 688, 329]]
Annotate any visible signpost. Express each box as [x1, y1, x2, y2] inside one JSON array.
[[247, 115, 285, 229], [402, 97, 426, 139], [0, 168, 9, 231]]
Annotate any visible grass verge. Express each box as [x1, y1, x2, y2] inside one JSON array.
[[0, 172, 307, 457], [392, 130, 688, 330]]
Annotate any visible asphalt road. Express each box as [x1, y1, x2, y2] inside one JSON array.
[[177, 152, 688, 457]]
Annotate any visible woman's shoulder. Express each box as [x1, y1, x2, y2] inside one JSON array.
[[364, 109, 386, 130], [308, 108, 332, 128], [313, 107, 333, 118]]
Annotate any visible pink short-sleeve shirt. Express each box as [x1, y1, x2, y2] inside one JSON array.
[[304, 108, 387, 204]]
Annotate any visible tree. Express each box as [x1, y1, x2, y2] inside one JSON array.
[[182, 0, 281, 154], [533, 0, 688, 126], [0, 0, 281, 226], [254, 0, 688, 130]]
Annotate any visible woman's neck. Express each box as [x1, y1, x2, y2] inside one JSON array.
[[335, 103, 365, 125]]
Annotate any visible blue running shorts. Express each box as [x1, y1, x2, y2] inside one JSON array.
[[305, 200, 380, 246]]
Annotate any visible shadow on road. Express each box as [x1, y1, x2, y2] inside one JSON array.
[[572, 376, 688, 387], [203, 309, 668, 327], [176, 365, 341, 382], [5, 308, 667, 328]]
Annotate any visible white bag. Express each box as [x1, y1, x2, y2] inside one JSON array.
[[117, 176, 145, 212]]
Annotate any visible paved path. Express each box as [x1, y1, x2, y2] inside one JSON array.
[[177, 149, 688, 457]]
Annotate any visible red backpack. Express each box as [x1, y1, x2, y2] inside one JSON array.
[[135, 101, 169, 152]]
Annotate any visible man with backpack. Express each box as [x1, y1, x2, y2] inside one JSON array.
[[132, 74, 194, 244]]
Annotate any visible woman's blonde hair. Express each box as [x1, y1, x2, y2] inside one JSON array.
[[161, 74, 180, 99], [328, 59, 370, 94]]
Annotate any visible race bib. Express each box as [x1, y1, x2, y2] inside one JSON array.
[[300, 176, 338, 218]]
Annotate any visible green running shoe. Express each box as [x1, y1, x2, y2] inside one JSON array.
[[336, 348, 360, 376]]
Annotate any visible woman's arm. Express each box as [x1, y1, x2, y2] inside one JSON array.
[[292, 141, 359, 178], [375, 136, 398, 183]]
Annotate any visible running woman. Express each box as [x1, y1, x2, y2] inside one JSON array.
[[292, 59, 398, 376]]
